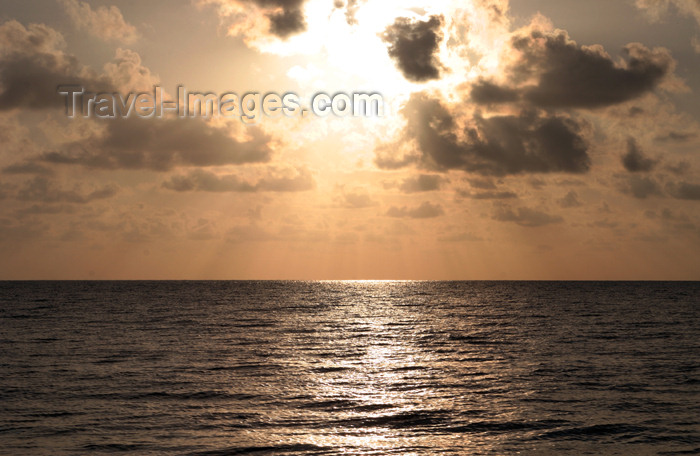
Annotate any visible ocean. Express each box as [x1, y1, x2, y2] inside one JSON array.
[[0, 281, 698, 455]]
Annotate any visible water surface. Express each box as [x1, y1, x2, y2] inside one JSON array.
[[1, 281, 699, 455]]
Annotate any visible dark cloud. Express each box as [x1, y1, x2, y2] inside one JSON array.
[[468, 177, 498, 190], [470, 80, 520, 105], [381, 92, 590, 176], [623, 175, 662, 199], [654, 131, 697, 143], [382, 15, 444, 82], [493, 206, 563, 227], [3, 161, 53, 175], [247, 0, 307, 38], [15, 204, 78, 216], [622, 138, 657, 172], [513, 30, 674, 109], [0, 21, 112, 111], [458, 187, 517, 199], [472, 29, 674, 110], [16, 176, 117, 204], [667, 181, 700, 200], [399, 174, 444, 193], [468, 191, 518, 200], [41, 118, 272, 171], [0, 53, 111, 111], [558, 190, 583, 208], [666, 160, 691, 176], [162, 168, 314, 193], [386, 201, 444, 219], [528, 177, 547, 189]]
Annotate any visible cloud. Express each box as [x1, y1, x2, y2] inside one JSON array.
[[468, 177, 498, 190], [16, 176, 117, 204], [654, 130, 697, 143], [60, 0, 139, 44], [399, 174, 444, 193], [201, 0, 308, 42], [666, 160, 691, 175], [41, 118, 272, 171], [667, 181, 700, 200], [472, 28, 675, 109], [335, 188, 376, 208], [622, 175, 663, 199], [622, 138, 657, 172], [102, 48, 159, 92], [0, 182, 11, 200], [334, 0, 364, 25], [558, 190, 583, 208], [340, 192, 377, 209], [3, 161, 53, 175], [0, 20, 112, 111], [382, 15, 444, 82], [255, 0, 307, 38], [386, 201, 444, 219], [163, 167, 314, 192], [635, 0, 700, 52], [379, 92, 590, 176], [464, 190, 518, 200], [0, 218, 48, 241], [0, 21, 154, 111], [470, 80, 520, 105], [0, 20, 65, 55], [493, 206, 563, 227]]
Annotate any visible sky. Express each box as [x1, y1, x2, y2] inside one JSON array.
[[0, 0, 700, 280]]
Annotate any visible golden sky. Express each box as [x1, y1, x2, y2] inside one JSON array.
[[1, 0, 700, 279]]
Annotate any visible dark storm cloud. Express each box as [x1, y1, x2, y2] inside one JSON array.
[[247, 0, 307, 37], [622, 138, 657, 172], [399, 174, 444, 193], [382, 93, 590, 176], [41, 118, 272, 171], [386, 201, 444, 219], [16, 176, 117, 204], [667, 181, 700, 200], [162, 168, 314, 193], [382, 15, 444, 82], [472, 29, 674, 110], [493, 206, 563, 227]]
